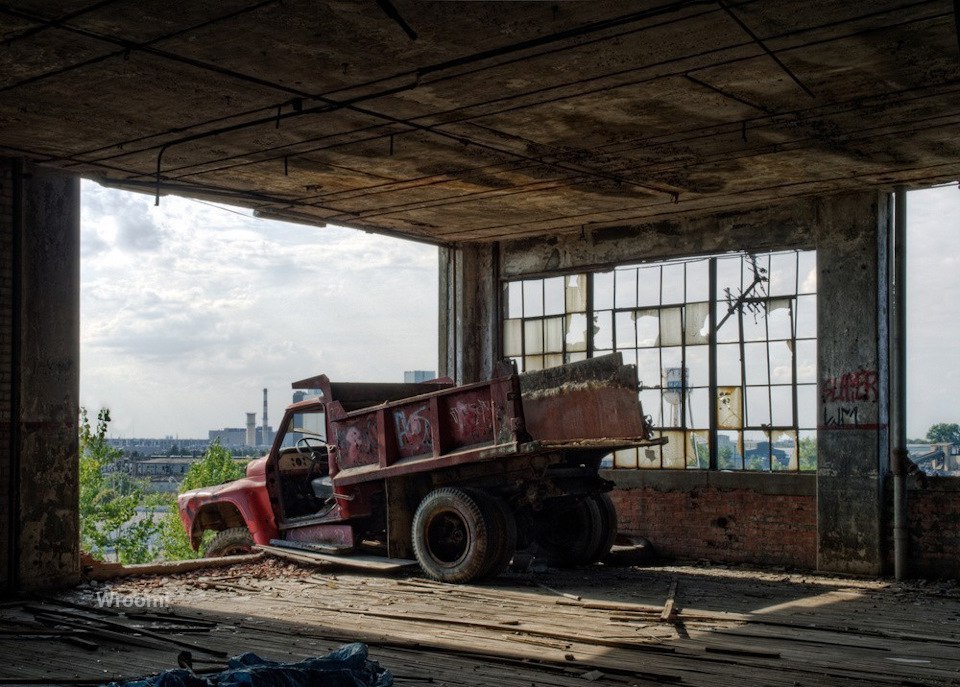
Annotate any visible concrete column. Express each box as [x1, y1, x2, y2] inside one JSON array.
[[438, 243, 499, 384], [0, 159, 80, 592], [816, 191, 890, 575]]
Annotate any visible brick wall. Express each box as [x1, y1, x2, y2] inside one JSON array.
[[604, 470, 818, 569], [885, 477, 960, 579]]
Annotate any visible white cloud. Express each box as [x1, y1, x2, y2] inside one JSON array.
[[80, 181, 438, 438]]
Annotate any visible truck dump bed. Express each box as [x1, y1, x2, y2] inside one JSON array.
[[319, 354, 657, 486]]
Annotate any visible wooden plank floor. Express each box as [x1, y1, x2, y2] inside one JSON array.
[[1, 559, 958, 686]]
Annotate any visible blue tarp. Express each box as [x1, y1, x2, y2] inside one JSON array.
[[103, 643, 392, 687]]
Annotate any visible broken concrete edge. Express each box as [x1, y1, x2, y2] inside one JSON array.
[[83, 552, 264, 581]]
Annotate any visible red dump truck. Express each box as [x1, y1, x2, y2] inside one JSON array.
[[178, 354, 659, 583]]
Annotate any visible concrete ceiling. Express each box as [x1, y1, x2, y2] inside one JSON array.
[[2, 0, 959, 244]]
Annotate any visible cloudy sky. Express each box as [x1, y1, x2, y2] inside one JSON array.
[[80, 181, 960, 440], [80, 180, 438, 438]]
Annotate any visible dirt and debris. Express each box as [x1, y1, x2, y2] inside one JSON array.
[[1, 559, 958, 687]]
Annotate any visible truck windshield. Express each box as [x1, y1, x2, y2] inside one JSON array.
[[280, 409, 326, 448]]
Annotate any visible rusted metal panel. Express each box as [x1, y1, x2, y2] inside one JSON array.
[[519, 353, 650, 442]]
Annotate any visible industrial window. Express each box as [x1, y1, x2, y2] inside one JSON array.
[[502, 250, 817, 471]]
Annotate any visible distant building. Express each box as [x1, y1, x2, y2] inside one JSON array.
[[404, 370, 436, 383]]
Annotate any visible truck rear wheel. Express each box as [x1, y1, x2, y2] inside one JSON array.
[[412, 488, 492, 583], [204, 527, 254, 558], [465, 489, 517, 579], [534, 497, 603, 568], [587, 493, 618, 564]]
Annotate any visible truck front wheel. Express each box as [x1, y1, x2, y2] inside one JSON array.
[[412, 488, 491, 583], [204, 527, 254, 558]]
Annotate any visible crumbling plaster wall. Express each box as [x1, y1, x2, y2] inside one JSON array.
[[0, 159, 80, 592], [442, 191, 900, 574]]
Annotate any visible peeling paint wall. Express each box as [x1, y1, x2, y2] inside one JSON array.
[[439, 244, 499, 384], [815, 192, 889, 575], [0, 159, 80, 592]]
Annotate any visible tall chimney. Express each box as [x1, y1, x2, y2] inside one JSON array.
[[245, 413, 256, 447], [262, 388, 269, 445]]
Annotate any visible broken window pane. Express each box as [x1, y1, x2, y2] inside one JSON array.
[[685, 301, 710, 344], [565, 313, 588, 351], [619, 348, 637, 368], [636, 350, 661, 390], [565, 274, 588, 312], [593, 310, 612, 349], [770, 385, 794, 426], [523, 279, 543, 317], [769, 340, 794, 384], [505, 281, 523, 318], [798, 251, 817, 293], [766, 298, 793, 340], [544, 276, 565, 316], [638, 265, 660, 306], [798, 430, 817, 470], [717, 386, 743, 429], [797, 383, 817, 429], [716, 343, 742, 386], [686, 344, 709, 387], [544, 316, 564, 353], [659, 307, 683, 346], [503, 318, 523, 357], [524, 319, 544, 354], [615, 268, 638, 309], [687, 387, 709, 430], [717, 430, 742, 469], [745, 386, 771, 427], [743, 429, 771, 470], [796, 294, 816, 339], [594, 271, 614, 310], [638, 390, 662, 431], [687, 430, 709, 469], [769, 252, 798, 297], [796, 339, 816, 383], [615, 311, 636, 349], [636, 309, 659, 347], [662, 262, 685, 304]]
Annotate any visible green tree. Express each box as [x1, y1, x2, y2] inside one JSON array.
[[157, 439, 247, 560], [79, 408, 161, 564], [798, 436, 817, 471], [926, 423, 960, 444]]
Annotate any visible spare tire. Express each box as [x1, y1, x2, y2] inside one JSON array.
[[412, 487, 492, 583], [204, 527, 254, 558]]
